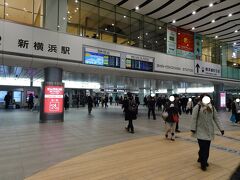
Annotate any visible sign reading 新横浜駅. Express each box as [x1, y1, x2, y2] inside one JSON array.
[[44, 86, 64, 114], [194, 60, 221, 77], [2, 21, 82, 62], [154, 53, 194, 75]]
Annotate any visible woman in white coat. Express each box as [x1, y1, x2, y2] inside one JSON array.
[[191, 94, 224, 171]]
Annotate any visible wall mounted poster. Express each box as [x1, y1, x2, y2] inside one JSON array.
[[167, 25, 177, 56], [194, 33, 202, 60], [177, 28, 194, 59]]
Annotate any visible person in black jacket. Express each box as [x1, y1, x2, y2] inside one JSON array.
[[124, 93, 137, 134], [4, 92, 11, 109], [87, 95, 93, 114], [148, 96, 156, 120]]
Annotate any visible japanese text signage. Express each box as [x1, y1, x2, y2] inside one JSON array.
[[2, 21, 82, 61], [195, 60, 221, 77], [44, 86, 64, 113]]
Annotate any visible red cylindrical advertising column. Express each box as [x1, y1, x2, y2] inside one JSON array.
[[40, 67, 64, 123]]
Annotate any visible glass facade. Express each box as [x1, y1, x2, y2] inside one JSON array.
[[0, 0, 239, 80]]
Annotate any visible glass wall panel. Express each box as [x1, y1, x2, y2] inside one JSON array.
[[99, 8, 115, 43], [0, 0, 4, 19], [33, 0, 43, 27], [80, 1, 98, 38], [66, 0, 79, 35], [116, 6, 130, 45], [5, 0, 33, 25]]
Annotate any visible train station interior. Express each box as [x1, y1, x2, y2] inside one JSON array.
[[0, 0, 240, 179]]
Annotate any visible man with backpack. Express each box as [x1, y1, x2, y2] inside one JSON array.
[[124, 92, 137, 134]]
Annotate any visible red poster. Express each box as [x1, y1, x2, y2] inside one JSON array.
[[177, 29, 194, 52], [44, 86, 64, 113]]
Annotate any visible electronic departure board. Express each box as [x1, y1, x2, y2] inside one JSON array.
[[84, 51, 120, 68], [125, 58, 153, 72]]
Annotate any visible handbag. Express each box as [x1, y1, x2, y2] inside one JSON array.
[[230, 114, 236, 123], [172, 114, 179, 123], [161, 111, 168, 120]]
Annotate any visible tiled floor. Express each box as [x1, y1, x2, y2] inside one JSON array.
[[0, 106, 239, 180]]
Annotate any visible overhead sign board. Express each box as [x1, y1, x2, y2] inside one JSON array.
[[154, 53, 194, 75], [195, 60, 221, 77]]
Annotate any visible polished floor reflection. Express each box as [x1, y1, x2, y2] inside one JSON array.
[[0, 106, 239, 179]]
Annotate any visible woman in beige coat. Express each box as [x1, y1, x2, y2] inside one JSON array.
[[191, 94, 224, 171]]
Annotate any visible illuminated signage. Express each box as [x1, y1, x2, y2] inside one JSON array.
[[44, 86, 64, 113], [220, 92, 226, 108]]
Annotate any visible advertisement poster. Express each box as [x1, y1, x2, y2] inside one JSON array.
[[167, 25, 177, 56], [177, 28, 194, 59], [194, 33, 202, 60], [220, 92, 226, 108], [44, 86, 64, 113]]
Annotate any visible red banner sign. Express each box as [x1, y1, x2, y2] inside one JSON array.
[[177, 29, 194, 52], [44, 86, 64, 113]]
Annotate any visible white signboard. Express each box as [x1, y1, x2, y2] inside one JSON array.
[[4, 22, 33, 54], [195, 60, 221, 77], [2, 21, 82, 62], [167, 26, 177, 56], [154, 53, 194, 75], [126, 54, 154, 62]]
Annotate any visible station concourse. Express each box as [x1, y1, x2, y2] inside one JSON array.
[[0, 0, 240, 179]]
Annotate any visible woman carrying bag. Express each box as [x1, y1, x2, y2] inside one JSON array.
[[191, 94, 224, 171]]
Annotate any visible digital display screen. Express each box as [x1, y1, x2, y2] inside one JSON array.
[[84, 51, 120, 68], [0, 91, 7, 103], [85, 52, 104, 65], [125, 59, 153, 72], [220, 92, 226, 108]]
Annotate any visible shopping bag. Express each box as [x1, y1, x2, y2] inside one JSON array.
[[161, 112, 168, 120], [230, 114, 236, 123], [172, 114, 179, 123]]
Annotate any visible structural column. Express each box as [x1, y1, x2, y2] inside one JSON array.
[[213, 84, 224, 111], [40, 67, 64, 123]]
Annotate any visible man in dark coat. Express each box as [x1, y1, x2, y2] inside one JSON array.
[[148, 96, 156, 120], [123, 93, 137, 134]]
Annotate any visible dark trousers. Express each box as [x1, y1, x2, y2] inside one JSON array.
[[198, 139, 211, 167], [148, 108, 156, 119], [127, 120, 134, 132], [176, 122, 179, 131]]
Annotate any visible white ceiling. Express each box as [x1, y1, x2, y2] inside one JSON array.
[[103, 0, 240, 44]]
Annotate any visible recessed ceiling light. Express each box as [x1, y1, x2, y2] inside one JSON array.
[[228, 13, 232, 17], [5, 13, 8, 16], [192, 27, 195, 30], [74, 10, 77, 13], [159, 26, 162, 29], [123, 15, 126, 18], [63, 17, 66, 20], [192, 11, 196, 15], [145, 32, 148, 35], [211, 19, 215, 23], [215, 36, 218, 38], [235, 30, 238, 33], [76, 7, 79, 10], [209, 3, 213, 7], [172, 20, 176, 23], [57, 25, 60, 28], [23, 8, 26, 11], [105, 28, 108, 31], [135, 6, 139, 10], [220, 46, 222, 48], [75, 0, 78, 3], [68, 11, 70, 14], [112, 23, 114, 26], [233, 63, 237, 66], [155, 41, 158, 43], [138, 36, 140, 39], [5, 2, 8, 6], [234, 42, 236, 45]]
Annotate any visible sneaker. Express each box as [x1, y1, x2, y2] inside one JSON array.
[[197, 159, 209, 167]]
